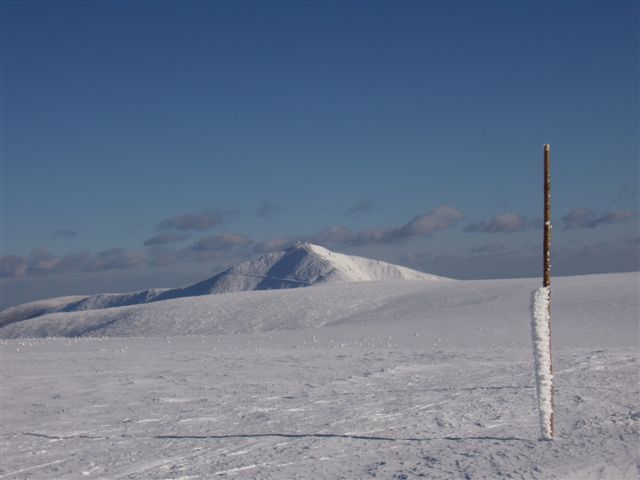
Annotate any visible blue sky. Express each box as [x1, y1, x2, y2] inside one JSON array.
[[1, 1, 638, 307]]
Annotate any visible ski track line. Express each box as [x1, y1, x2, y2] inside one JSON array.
[[213, 463, 260, 476], [112, 457, 177, 479], [1, 458, 69, 477]]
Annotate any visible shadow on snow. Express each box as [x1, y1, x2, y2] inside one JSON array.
[[153, 433, 534, 443]]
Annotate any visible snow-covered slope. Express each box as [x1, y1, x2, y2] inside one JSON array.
[[0, 243, 443, 325], [2, 272, 636, 344], [0, 295, 88, 329]]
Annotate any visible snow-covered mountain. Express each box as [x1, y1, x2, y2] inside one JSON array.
[[0, 243, 443, 327]]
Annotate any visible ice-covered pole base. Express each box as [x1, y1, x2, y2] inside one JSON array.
[[530, 287, 554, 440]]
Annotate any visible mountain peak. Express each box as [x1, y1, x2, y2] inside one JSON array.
[[154, 243, 443, 300], [286, 241, 322, 253]]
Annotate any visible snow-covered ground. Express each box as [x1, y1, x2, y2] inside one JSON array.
[[1, 273, 638, 479]]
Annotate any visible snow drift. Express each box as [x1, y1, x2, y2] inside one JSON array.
[[0, 243, 442, 327]]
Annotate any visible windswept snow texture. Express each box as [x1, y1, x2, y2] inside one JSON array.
[[0, 243, 442, 325], [1, 272, 638, 479], [530, 286, 554, 440]]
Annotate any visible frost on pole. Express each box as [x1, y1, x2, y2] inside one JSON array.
[[530, 287, 554, 439], [530, 143, 555, 440]]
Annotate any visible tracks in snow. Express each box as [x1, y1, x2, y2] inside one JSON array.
[[2, 338, 637, 478]]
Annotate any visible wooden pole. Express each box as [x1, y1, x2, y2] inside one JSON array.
[[543, 144, 551, 289], [543, 143, 555, 437]]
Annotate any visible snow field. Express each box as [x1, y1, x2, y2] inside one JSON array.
[[1, 272, 638, 478], [1, 337, 637, 479]]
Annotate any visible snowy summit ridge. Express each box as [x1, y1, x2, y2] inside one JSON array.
[[1, 243, 442, 326], [178, 242, 440, 292]]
